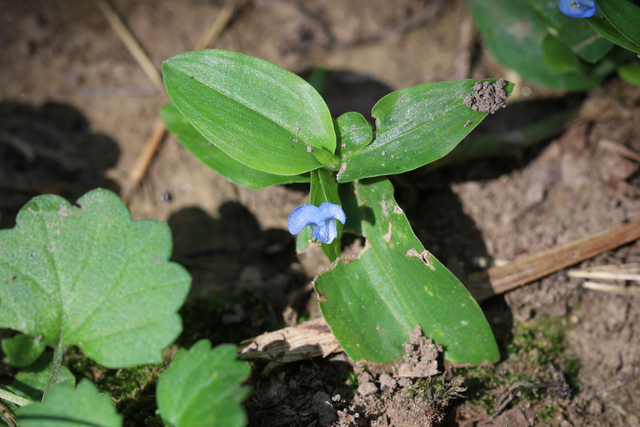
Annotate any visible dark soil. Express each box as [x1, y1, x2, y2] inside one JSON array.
[[2, 0, 640, 426]]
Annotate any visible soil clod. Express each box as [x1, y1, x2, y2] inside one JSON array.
[[463, 78, 508, 114]]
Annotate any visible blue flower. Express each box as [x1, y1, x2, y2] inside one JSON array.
[[287, 202, 346, 244], [558, 0, 596, 18]]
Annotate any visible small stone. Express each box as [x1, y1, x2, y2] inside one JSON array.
[[357, 381, 378, 396], [379, 373, 397, 391], [312, 391, 336, 427]]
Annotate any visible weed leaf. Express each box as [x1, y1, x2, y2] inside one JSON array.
[[156, 340, 250, 427], [16, 379, 122, 427], [0, 189, 191, 368]]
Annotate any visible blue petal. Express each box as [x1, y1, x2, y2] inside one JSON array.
[[317, 202, 346, 224], [558, 0, 596, 18], [287, 204, 320, 234], [313, 220, 338, 244]]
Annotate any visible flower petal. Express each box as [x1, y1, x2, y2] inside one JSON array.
[[313, 220, 338, 244], [287, 205, 320, 235], [317, 202, 346, 225], [558, 0, 597, 18]]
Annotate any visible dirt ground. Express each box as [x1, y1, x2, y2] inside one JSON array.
[[1, 0, 640, 426]]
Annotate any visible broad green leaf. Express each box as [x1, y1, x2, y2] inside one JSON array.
[[595, 0, 640, 54], [470, 0, 602, 90], [525, 0, 614, 63], [588, 16, 640, 55], [335, 112, 373, 158], [336, 80, 514, 183], [309, 169, 342, 262], [0, 189, 191, 368], [16, 379, 121, 427], [163, 50, 336, 176], [2, 335, 46, 368], [315, 178, 499, 365], [542, 34, 582, 73], [8, 351, 75, 401], [619, 63, 640, 86], [160, 102, 310, 189], [156, 340, 250, 427]]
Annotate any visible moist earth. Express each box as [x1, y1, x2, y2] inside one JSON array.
[[2, 0, 640, 426]]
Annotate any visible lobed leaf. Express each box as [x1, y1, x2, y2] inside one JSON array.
[[156, 340, 250, 427], [163, 50, 336, 176], [0, 189, 191, 368], [160, 102, 310, 189], [2, 335, 46, 368], [16, 379, 122, 427], [8, 351, 76, 402], [315, 178, 499, 365]]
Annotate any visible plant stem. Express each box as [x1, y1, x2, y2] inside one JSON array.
[[0, 388, 33, 407], [44, 341, 65, 399]]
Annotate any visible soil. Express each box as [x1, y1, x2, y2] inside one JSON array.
[[2, 0, 640, 426]]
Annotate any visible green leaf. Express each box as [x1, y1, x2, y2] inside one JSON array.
[[588, 15, 640, 54], [618, 62, 640, 86], [160, 102, 310, 189], [163, 49, 336, 176], [525, 0, 614, 63], [156, 340, 250, 427], [309, 169, 342, 262], [2, 335, 46, 368], [338, 182, 364, 236], [0, 189, 191, 368], [542, 34, 582, 73], [336, 80, 514, 183], [471, 0, 602, 90], [594, 0, 640, 54], [16, 379, 122, 427], [307, 65, 327, 98], [8, 351, 75, 402], [335, 112, 373, 158], [315, 178, 499, 365]]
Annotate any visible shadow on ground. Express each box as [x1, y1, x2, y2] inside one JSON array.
[[0, 101, 120, 229]]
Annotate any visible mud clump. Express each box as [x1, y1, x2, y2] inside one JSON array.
[[395, 324, 442, 378], [463, 78, 508, 114]]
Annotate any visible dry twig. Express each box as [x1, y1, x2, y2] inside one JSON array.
[[582, 281, 640, 296], [94, 0, 164, 91], [599, 139, 640, 163], [96, 0, 238, 204]]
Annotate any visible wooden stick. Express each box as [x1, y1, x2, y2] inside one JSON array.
[[194, 0, 237, 51], [94, 0, 164, 91], [120, 116, 167, 202], [465, 218, 640, 302], [573, 262, 640, 273], [599, 139, 640, 163], [568, 270, 640, 281], [583, 281, 640, 296], [98, 0, 238, 203], [237, 317, 341, 362]]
